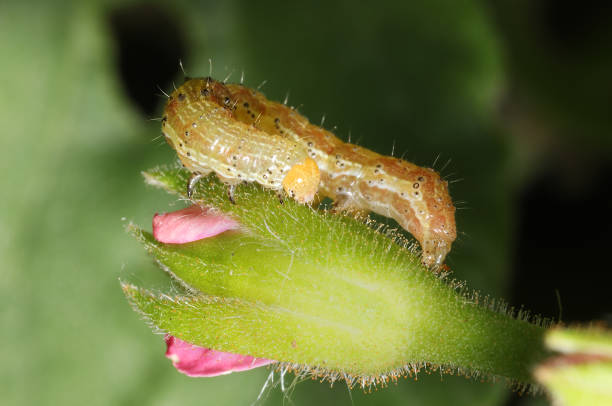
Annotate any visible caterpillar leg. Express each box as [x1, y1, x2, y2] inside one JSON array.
[[227, 185, 236, 204], [214, 173, 242, 204], [330, 195, 351, 212], [187, 172, 204, 198], [332, 195, 368, 218]]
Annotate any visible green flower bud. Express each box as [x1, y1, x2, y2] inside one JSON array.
[[123, 165, 550, 389]]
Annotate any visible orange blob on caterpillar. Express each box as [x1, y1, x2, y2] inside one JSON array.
[[162, 77, 456, 266]]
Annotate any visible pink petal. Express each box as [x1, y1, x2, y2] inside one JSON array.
[[165, 335, 272, 377], [153, 205, 239, 244], [153, 205, 273, 376]]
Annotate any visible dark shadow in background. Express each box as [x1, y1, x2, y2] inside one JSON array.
[[513, 166, 612, 323], [108, 3, 188, 117], [488, 0, 612, 324], [495, 1, 612, 405]]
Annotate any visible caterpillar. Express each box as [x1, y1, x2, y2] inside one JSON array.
[[162, 78, 320, 203], [163, 77, 456, 266]]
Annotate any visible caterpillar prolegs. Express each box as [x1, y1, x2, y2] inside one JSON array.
[[162, 78, 456, 266]]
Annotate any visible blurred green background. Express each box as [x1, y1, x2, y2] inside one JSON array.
[[1, 1, 610, 405]]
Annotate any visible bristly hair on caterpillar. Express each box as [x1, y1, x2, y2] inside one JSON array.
[[162, 77, 456, 267], [162, 77, 320, 204]]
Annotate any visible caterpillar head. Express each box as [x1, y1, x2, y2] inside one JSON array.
[[420, 176, 456, 267], [282, 158, 321, 204], [421, 237, 452, 267]]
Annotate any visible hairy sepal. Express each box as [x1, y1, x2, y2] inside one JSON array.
[[127, 165, 548, 385]]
